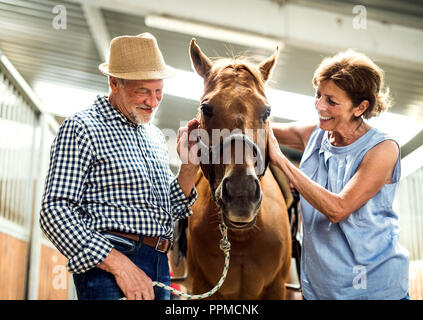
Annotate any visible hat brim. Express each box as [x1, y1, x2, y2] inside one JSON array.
[[99, 63, 176, 80]]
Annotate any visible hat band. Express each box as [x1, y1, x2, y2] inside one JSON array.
[[100, 64, 175, 80]]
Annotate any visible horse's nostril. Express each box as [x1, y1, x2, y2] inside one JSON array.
[[222, 178, 231, 202], [223, 177, 244, 198]]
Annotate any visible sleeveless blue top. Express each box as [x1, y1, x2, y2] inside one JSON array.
[[299, 126, 409, 299]]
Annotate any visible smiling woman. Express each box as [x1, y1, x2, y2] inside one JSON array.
[[313, 49, 391, 120], [314, 79, 371, 146], [269, 49, 409, 300]]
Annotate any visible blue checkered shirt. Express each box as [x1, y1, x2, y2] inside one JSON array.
[[40, 95, 197, 274]]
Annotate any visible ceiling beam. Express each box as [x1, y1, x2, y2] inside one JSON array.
[[290, 0, 423, 30], [70, 0, 423, 69], [81, 3, 111, 62], [401, 129, 423, 159]]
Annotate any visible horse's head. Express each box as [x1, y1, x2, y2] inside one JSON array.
[[190, 39, 279, 230]]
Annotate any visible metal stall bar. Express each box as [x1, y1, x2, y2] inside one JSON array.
[[410, 169, 423, 300], [27, 114, 60, 300], [394, 154, 423, 300], [1, 77, 17, 226], [20, 94, 36, 230], [0, 72, 8, 223], [24, 103, 40, 233], [9, 87, 21, 227], [0, 50, 59, 299], [0, 64, 36, 236]]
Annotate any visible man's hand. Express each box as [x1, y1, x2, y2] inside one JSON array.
[[177, 119, 200, 166], [98, 248, 154, 300], [176, 119, 201, 197]]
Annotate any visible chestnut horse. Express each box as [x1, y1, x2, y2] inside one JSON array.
[[181, 40, 291, 299]]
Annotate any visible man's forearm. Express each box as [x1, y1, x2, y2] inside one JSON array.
[[177, 164, 199, 197]]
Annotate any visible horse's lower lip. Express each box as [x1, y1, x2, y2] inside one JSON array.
[[232, 221, 248, 227], [223, 215, 257, 229]]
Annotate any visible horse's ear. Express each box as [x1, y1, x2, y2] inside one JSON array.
[[190, 38, 213, 78], [258, 47, 279, 82]]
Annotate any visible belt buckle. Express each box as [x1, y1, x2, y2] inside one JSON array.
[[155, 237, 170, 254]]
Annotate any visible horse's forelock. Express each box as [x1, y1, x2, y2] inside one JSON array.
[[209, 58, 266, 91]]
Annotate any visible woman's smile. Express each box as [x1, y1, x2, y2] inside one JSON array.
[[318, 114, 334, 121]]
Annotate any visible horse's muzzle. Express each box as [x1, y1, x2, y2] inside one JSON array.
[[218, 173, 262, 229]]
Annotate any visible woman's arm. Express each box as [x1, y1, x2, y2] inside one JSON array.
[[268, 123, 399, 223], [271, 121, 316, 152]]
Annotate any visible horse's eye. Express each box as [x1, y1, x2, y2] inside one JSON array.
[[262, 106, 271, 121], [200, 103, 213, 118]]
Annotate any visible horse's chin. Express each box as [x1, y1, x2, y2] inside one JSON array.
[[222, 213, 257, 230]]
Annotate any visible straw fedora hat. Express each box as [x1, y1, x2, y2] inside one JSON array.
[[99, 33, 176, 80]]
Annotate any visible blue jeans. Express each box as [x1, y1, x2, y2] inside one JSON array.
[[401, 293, 410, 300], [73, 233, 171, 300]]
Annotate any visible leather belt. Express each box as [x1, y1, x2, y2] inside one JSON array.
[[108, 231, 172, 254]]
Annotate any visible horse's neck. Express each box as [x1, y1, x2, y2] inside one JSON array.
[[227, 227, 258, 242]]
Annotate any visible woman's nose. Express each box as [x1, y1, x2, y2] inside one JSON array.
[[315, 97, 325, 110]]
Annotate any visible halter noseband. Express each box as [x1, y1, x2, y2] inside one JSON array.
[[196, 127, 269, 203]]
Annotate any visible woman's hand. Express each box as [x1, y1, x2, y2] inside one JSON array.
[[267, 121, 285, 165]]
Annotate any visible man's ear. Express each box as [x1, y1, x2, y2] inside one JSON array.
[[354, 100, 369, 117], [109, 76, 119, 93], [189, 38, 212, 79], [258, 47, 279, 82]]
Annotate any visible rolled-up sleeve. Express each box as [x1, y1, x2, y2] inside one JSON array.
[[168, 169, 198, 220], [40, 118, 112, 274]]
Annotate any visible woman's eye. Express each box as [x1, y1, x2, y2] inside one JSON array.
[[263, 106, 271, 121], [327, 99, 337, 106], [200, 103, 213, 117]]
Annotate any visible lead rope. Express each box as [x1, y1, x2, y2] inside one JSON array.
[[120, 223, 231, 300]]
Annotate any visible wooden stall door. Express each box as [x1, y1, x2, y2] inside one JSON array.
[[410, 260, 423, 300], [38, 244, 71, 300], [0, 232, 27, 299]]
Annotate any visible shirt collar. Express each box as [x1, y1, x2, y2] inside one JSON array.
[[94, 95, 137, 127]]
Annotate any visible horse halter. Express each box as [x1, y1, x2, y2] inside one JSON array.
[[195, 126, 269, 203]]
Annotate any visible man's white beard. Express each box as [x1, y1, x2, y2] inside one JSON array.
[[129, 104, 158, 125]]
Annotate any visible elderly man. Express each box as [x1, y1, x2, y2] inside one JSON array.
[[40, 33, 199, 300]]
